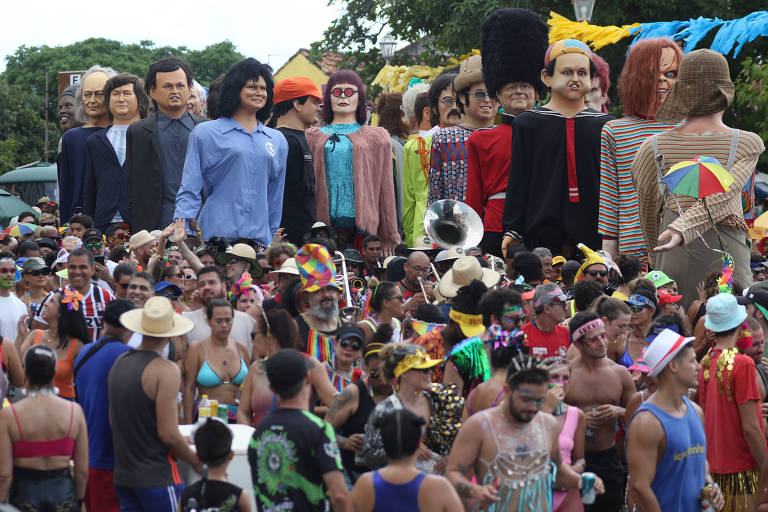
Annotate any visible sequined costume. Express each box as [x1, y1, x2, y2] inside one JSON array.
[[474, 409, 554, 511], [320, 123, 360, 228]]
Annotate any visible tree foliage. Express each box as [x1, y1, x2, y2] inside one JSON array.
[[1, 38, 244, 166]]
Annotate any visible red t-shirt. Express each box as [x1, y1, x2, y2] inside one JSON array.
[[522, 322, 570, 358], [698, 350, 763, 473]]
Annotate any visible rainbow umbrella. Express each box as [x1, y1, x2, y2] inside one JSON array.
[[661, 156, 734, 199], [2, 223, 38, 237], [661, 156, 734, 252]]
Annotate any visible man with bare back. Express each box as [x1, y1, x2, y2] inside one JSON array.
[[446, 354, 603, 511], [565, 311, 636, 511]]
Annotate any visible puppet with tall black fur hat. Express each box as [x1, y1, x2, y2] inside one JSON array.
[[465, 8, 549, 258]]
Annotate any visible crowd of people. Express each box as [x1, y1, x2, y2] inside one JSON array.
[[2, 5, 768, 512]]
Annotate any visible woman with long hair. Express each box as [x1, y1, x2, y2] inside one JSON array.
[[236, 307, 336, 426], [0, 345, 88, 510], [359, 281, 404, 343], [349, 409, 463, 512], [589, 296, 632, 363], [182, 299, 249, 423], [20, 291, 89, 400]]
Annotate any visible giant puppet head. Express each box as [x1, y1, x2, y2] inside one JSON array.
[[541, 39, 596, 110], [618, 38, 683, 120], [322, 70, 368, 125], [481, 8, 549, 115]]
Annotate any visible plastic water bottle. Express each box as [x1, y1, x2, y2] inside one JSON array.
[[198, 394, 211, 424]]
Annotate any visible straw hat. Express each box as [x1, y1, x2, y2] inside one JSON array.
[[218, 243, 261, 276], [438, 255, 500, 298], [119, 296, 194, 338], [454, 55, 484, 92], [129, 230, 154, 250], [271, 257, 300, 276]]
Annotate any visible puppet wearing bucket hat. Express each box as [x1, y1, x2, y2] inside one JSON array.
[[631, 49, 764, 307], [465, 8, 549, 258], [502, 39, 613, 259]]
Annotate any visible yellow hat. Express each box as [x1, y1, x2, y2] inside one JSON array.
[[393, 349, 443, 379], [575, 243, 606, 282]]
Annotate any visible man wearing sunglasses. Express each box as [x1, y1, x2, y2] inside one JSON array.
[[83, 228, 118, 293], [574, 243, 610, 288], [523, 283, 571, 358], [428, 55, 497, 205]]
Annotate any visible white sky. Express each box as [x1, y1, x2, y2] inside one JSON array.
[[0, 0, 345, 74]]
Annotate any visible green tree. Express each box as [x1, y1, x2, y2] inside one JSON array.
[[732, 57, 768, 168], [0, 80, 49, 169], [186, 41, 244, 84]]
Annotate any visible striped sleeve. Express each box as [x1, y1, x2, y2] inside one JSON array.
[[668, 133, 764, 244], [598, 123, 619, 238], [631, 137, 663, 254]]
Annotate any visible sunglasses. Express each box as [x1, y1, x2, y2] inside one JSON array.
[[586, 269, 609, 278], [339, 339, 363, 351], [39, 222, 57, 228], [85, 242, 103, 250], [331, 87, 358, 98], [465, 89, 491, 101], [26, 268, 50, 277], [0, 268, 14, 275], [183, 274, 196, 280]]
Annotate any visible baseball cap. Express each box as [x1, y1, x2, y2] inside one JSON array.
[[102, 298, 135, 328], [658, 291, 683, 307], [337, 325, 365, 344], [737, 288, 768, 321], [705, 293, 747, 333], [644, 328, 695, 377], [155, 281, 183, 300], [552, 256, 566, 266], [36, 237, 58, 251], [646, 270, 674, 289], [273, 77, 322, 105], [22, 258, 47, 273], [266, 349, 312, 393], [532, 284, 568, 309], [82, 228, 103, 243]]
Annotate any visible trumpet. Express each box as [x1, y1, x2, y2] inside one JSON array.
[[335, 251, 362, 322], [417, 276, 434, 305]]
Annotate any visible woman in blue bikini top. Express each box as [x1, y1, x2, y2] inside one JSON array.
[[182, 299, 250, 424]]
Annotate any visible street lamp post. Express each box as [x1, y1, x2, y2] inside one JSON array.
[[379, 33, 397, 66], [572, 0, 596, 22]]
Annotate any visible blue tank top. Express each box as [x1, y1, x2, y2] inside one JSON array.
[[372, 470, 426, 512], [633, 396, 706, 512]]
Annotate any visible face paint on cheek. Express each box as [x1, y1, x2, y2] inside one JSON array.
[[0, 277, 14, 289]]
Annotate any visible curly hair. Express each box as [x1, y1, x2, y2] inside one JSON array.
[[376, 93, 409, 139]]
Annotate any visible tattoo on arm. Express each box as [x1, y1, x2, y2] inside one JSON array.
[[456, 481, 473, 498], [326, 385, 355, 421]]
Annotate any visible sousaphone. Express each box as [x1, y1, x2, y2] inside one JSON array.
[[423, 200, 484, 250]]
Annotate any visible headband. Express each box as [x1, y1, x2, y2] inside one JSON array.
[[572, 318, 605, 342], [364, 342, 385, 359], [502, 304, 523, 314]]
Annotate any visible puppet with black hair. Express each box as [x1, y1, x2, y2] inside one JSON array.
[[598, 39, 682, 265], [427, 55, 496, 206], [465, 8, 548, 258], [306, 70, 399, 251], [502, 40, 614, 259]]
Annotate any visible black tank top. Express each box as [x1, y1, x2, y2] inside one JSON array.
[[108, 350, 181, 488], [339, 380, 375, 474]]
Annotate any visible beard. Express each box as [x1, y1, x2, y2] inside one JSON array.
[[508, 400, 536, 424], [310, 300, 339, 320]]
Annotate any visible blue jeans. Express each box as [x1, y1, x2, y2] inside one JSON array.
[[10, 467, 78, 511], [115, 483, 184, 512]]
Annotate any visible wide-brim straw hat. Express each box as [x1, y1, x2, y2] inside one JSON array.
[[120, 296, 194, 338], [655, 49, 734, 125], [129, 230, 154, 250], [438, 255, 500, 298]]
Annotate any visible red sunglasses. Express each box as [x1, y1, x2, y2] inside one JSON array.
[[331, 87, 358, 98]]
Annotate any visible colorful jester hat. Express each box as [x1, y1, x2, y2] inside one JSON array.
[[295, 243, 341, 294]]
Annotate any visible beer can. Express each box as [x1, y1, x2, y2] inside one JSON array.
[[700, 484, 713, 511], [581, 472, 596, 504]]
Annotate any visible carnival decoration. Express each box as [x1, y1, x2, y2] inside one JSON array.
[[547, 10, 768, 57], [371, 50, 480, 93], [2, 223, 37, 237]]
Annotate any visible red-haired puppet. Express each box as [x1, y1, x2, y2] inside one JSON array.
[[585, 53, 611, 113], [598, 39, 682, 264]]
